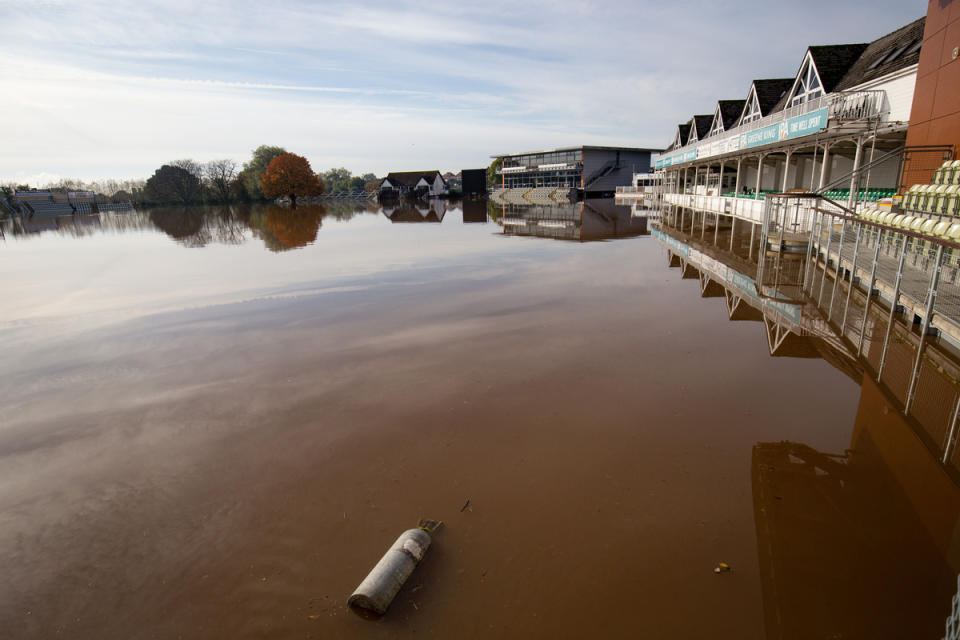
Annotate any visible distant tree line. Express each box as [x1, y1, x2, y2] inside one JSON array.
[[1, 144, 383, 209]]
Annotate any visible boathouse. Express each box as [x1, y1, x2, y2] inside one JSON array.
[[380, 171, 447, 198]]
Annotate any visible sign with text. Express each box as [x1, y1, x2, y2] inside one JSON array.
[[659, 107, 830, 168]]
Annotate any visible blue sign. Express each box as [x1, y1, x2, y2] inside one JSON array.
[[654, 148, 698, 169], [739, 107, 828, 150], [651, 228, 690, 256], [785, 107, 828, 140]]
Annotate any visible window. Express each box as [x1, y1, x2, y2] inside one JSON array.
[[789, 55, 823, 107], [740, 89, 762, 125], [707, 106, 724, 137], [687, 122, 698, 145]]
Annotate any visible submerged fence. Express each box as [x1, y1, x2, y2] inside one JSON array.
[[759, 194, 960, 465]]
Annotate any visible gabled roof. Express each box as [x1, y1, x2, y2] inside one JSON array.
[[385, 171, 443, 187], [807, 44, 870, 93], [752, 79, 795, 115], [833, 17, 924, 91], [691, 115, 713, 141], [668, 123, 691, 150], [716, 100, 746, 130]]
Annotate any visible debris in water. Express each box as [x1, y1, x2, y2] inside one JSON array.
[[713, 562, 731, 574], [349, 525, 436, 616], [460, 499, 471, 512]]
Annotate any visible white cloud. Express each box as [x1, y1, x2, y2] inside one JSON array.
[[0, 0, 923, 181]]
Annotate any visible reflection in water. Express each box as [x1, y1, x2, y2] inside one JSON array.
[[753, 377, 960, 640], [496, 198, 648, 242], [6, 196, 960, 637], [381, 199, 447, 223], [260, 205, 325, 252], [1, 200, 389, 249], [654, 205, 960, 637], [461, 199, 488, 223]]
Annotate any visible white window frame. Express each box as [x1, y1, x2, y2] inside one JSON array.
[[707, 105, 725, 137], [687, 120, 698, 145], [670, 129, 684, 150], [787, 52, 824, 107], [739, 86, 763, 125]]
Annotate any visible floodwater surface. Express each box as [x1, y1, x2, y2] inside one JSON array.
[[0, 200, 957, 638]]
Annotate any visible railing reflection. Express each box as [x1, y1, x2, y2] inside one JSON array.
[[653, 204, 960, 636]]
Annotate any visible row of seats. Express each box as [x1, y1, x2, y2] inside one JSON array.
[[859, 207, 960, 241], [934, 160, 960, 186], [822, 188, 897, 201], [903, 183, 960, 216], [19, 199, 76, 215]]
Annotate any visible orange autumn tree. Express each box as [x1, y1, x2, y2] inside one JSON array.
[[260, 153, 324, 208]]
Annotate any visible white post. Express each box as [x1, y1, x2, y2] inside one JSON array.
[[818, 143, 831, 191], [848, 137, 864, 210], [755, 154, 765, 200], [782, 150, 792, 193]]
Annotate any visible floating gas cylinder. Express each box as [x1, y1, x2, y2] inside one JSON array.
[[348, 519, 441, 616]]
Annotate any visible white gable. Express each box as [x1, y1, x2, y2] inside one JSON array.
[[707, 105, 724, 137], [738, 85, 763, 126], [786, 51, 824, 107]]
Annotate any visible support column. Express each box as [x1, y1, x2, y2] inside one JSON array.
[[734, 158, 742, 195], [782, 150, 793, 193], [848, 137, 864, 210], [817, 143, 831, 191], [719, 161, 725, 197], [755, 154, 765, 199]]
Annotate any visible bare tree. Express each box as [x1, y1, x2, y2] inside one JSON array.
[[204, 159, 238, 203]]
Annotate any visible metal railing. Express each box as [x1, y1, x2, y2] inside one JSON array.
[[898, 145, 954, 194], [658, 89, 886, 166], [655, 196, 960, 483], [762, 194, 960, 463]]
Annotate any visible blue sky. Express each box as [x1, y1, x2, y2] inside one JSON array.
[[0, 0, 923, 184]]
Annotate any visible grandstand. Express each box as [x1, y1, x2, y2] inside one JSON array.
[[657, 17, 925, 211]]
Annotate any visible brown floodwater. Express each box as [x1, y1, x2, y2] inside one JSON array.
[[1, 201, 957, 639]]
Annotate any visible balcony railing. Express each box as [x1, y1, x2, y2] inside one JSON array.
[[655, 90, 886, 168], [497, 162, 582, 175]]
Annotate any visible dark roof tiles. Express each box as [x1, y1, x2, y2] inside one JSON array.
[[807, 44, 871, 93], [717, 100, 746, 129], [834, 17, 924, 91], [384, 171, 443, 187], [692, 115, 713, 140], [752, 78, 795, 115]]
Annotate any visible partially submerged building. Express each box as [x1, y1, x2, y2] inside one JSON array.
[[493, 146, 660, 196], [656, 17, 926, 211], [379, 171, 447, 198], [461, 169, 487, 196]]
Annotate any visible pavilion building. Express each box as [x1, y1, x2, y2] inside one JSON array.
[[493, 146, 659, 197], [655, 16, 926, 212]]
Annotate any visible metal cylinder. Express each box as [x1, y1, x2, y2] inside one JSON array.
[[348, 528, 431, 615]]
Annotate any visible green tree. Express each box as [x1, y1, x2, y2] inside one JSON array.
[[322, 167, 353, 194], [487, 158, 502, 189], [239, 145, 287, 200], [144, 164, 203, 204]]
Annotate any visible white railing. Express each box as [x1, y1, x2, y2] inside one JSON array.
[[656, 90, 886, 168], [663, 193, 767, 223]]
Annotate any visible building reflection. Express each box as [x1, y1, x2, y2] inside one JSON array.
[[496, 198, 648, 242], [753, 377, 960, 640], [653, 204, 960, 638], [381, 199, 447, 223], [461, 199, 489, 223]]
